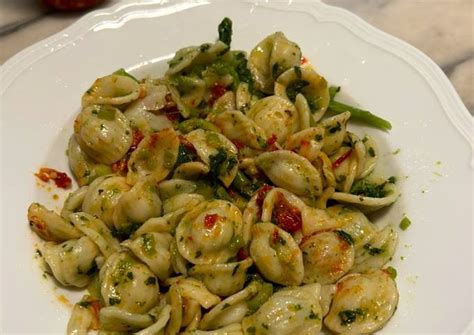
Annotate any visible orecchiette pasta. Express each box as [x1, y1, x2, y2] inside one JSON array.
[[28, 18, 402, 334]]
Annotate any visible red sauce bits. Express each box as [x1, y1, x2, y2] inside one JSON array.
[[271, 192, 302, 233], [204, 214, 220, 229], [300, 56, 308, 65], [265, 134, 279, 152], [231, 140, 245, 151], [208, 83, 227, 106], [112, 130, 144, 175], [35, 167, 72, 189], [236, 248, 249, 261], [255, 185, 274, 209], [162, 94, 182, 122], [332, 149, 353, 169], [179, 135, 197, 154]]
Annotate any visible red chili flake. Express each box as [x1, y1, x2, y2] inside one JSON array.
[[271, 192, 302, 233], [149, 133, 160, 149], [130, 130, 144, 151], [300, 140, 310, 147], [112, 158, 128, 175], [179, 135, 197, 154], [231, 140, 245, 151], [255, 185, 274, 208], [300, 56, 308, 65], [236, 248, 248, 261], [266, 134, 277, 146], [332, 149, 353, 169], [208, 83, 227, 106], [35, 167, 71, 189], [204, 214, 219, 229], [271, 229, 280, 244], [162, 105, 181, 122]]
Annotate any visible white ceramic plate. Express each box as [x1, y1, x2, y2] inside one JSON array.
[[1, 1, 472, 333]]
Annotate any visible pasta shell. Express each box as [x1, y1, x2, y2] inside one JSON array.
[[74, 105, 133, 164], [255, 150, 323, 198], [157, 179, 198, 200], [249, 222, 303, 285], [82, 74, 141, 107], [275, 65, 329, 123], [127, 128, 180, 185], [61, 186, 89, 220], [189, 258, 253, 297], [70, 212, 121, 258], [359, 135, 379, 179], [326, 205, 376, 251], [246, 96, 299, 144], [81, 175, 130, 227], [113, 179, 162, 232], [67, 135, 111, 186], [236, 83, 251, 112], [301, 231, 355, 284], [241, 283, 322, 335], [123, 232, 173, 281], [175, 200, 243, 265], [351, 224, 398, 273], [173, 161, 210, 180], [98, 305, 162, 332], [28, 202, 82, 242], [185, 129, 238, 187], [330, 178, 399, 213], [43, 236, 99, 287], [100, 252, 160, 314], [324, 269, 399, 334], [212, 91, 236, 113], [199, 281, 260, 330], [210, 110, 267, 150], [284, 126, 325, 162], [320, 111, 351, 155], [163, 193, 205, 215], [248, 32, 301, 94]]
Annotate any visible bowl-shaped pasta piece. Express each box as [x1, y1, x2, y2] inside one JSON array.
[[242, 283, 322, 335], [113, 179, 162, 232], [185, 129, 238, 187], [326, 205, 377, 251], [284, 126, 325, 162], [67, 135, 112, 186], [127, 128, 180, 185], [274, 65, 330, 123], [248, 32, 301, 94], [82, 74, 141, 107], [249, 222, 303, 285], [319, 111, 351, 155], [74, 105, 133, 165], [300, 231, 355, 284], [175, 199, 243, 265], [166, 41, 229, 76], [43, 236, 99, 287], [331, 177, 399, 213], [199, 280, 260, 330], [98, 305, 163, 332], [69, 212, 121, 258], [210, 110, 267, 150], [172, 161, 209, 180], [163, 193, 206, 215], [246, 96, 299, 144], [255, 150, 323, 198], [28, 202, 82, 241], [301, 206, 339, 236], [81, 175, 130, 227], [358, 135, 379, 179], [61, 186, 89, 219], [324, 269, 399, 334], [100, 251, 160, 314], [351, 224, 398, 273], [123, 232, 173, 281], [189, 258, 253, 297]]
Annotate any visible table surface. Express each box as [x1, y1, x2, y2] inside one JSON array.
[[1, 0, 472, 114]]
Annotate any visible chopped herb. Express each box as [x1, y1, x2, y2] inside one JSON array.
[[109, 297, 121, 306], [350, 179, 386, 198], [141, 234, 156, 256], [195, 250, 202, 258], [399, 216, 411, 231], [218, 17, 232, 45], [272, 63, 281, 79], [385, 266, 397, 279], [199, 43, 211, 52], [338, 308, 365, 326], [387, 176, 397, 184], [288, 303, 303, 312], [392, 148, 401, 155], [314, 134, 323, 141], [262, 323, 269, 329], [176, 144, 196, 166], [126, 272, 134, 280], [335, 230, 354, 245], [78, 301, 91, 308], [364, 243, 384, 255], [145, 277, 156, 285], [368, 147, 375, 157], [294, 66, 302, 78], [327, 122, 342, 134], [286, 79, 309, 102], [246, 326, 256, 334], [113, 68, 139, 82], [308, 310, 320, 320]]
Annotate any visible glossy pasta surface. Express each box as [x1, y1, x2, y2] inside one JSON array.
[[28, 18, 401, 335]]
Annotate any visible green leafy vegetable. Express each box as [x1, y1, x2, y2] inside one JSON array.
[[328, 100, 392, 131], [338, 308, 365, 326], [286, 79, 309, 101], [335, 230, 354, 245], [350, 179, 387, 198], [218, 17, 232, 45], [231, 170, 259, 198], [329, 85, 341, 100]]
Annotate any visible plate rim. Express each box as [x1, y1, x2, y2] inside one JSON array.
[[0, 0, 472, 333]]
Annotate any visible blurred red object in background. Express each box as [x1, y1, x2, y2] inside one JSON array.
[[42, 0, 104, 11]]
